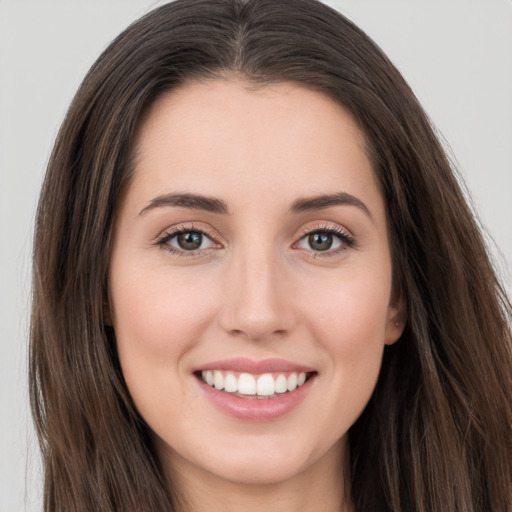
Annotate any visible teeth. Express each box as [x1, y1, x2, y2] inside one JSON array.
[[224, 372, 238, 392], [275, 374, 288, 393], [200, 370, 310, 396], [238, 373, 256, 394], [287, 373, 298, 391], [213, 370, 224, 390], [256, 374, 275, 396]]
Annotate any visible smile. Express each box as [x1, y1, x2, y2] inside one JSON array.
[[194, 359, 317, 421], [199, 370, 311, 398]]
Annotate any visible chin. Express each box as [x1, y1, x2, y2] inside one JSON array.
[[205, 454, 310, 486], [164, 430, 343, 488]]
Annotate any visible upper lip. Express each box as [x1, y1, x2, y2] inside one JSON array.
[[194, 357, 316, 374]]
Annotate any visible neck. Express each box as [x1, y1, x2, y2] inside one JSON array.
[[162, 440, 353, 512]]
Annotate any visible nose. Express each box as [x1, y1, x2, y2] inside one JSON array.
[[218, 246, 296, 342]]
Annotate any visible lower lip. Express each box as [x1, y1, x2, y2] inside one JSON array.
[[197, 375, 316, 422]]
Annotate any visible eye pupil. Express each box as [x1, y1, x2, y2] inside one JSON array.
[[309, 232, 333, 251], [177, 232, 202, 250]]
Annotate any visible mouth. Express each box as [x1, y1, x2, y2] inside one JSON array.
[[195, 370, 316, 399], [193, 357, 318, 421]]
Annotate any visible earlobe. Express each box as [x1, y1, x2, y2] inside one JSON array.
[[385, 299, 406, 345]]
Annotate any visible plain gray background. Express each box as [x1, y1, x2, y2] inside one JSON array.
[[1, 1, 511, 510]]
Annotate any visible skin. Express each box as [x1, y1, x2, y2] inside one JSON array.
[[109, 79, 405, 512]]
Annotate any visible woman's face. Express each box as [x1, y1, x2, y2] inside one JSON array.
[[109, 80, 403, 490]]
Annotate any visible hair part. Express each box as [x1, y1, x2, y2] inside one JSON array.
[[30, 1, 512, 510]]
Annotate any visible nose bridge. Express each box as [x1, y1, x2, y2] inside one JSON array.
[[220, 240, 294, 341]]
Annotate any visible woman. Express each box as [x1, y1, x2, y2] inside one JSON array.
[[30, 0, 512, 511]]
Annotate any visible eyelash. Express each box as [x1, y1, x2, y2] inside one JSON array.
[[154, 223, 356, 257], [154, 224, 218, 257], [295, 224, 356, 257]]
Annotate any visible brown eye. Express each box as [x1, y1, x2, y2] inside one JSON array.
[[177, 231, 203, 250], [159, 229, 217, 253], [308, 232, 333, 251], [296, 228, 354, 255]]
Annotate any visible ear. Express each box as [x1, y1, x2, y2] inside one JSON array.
[[384, 296, 406, 345]]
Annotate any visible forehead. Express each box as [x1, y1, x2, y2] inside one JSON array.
[[126, 79, 383, 219]]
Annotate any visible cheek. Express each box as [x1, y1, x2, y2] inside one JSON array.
[[109, 262, 218, 403], [302, 264, 392, 402], [305, 262, 392, 344], [112, 264, 216, 349]]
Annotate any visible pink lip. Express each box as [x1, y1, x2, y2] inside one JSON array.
[[197, 376, 316, 422], [193, 358, 317, 422], [194, 357, 315, 374]]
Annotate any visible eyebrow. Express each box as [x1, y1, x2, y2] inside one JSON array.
[[289, 192, 373, 221], [138, 191, 372, 220], [139, 193, 229, 216]]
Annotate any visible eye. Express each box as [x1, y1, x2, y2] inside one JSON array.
[[156, 228, 218, 254], [174, 231, 207, 251], [295, 227, 354, 254]]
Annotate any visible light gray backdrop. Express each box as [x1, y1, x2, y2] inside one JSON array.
[[1, 1, 511, 510]]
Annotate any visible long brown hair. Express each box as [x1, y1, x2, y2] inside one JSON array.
[[30, 0, 512, 510]]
